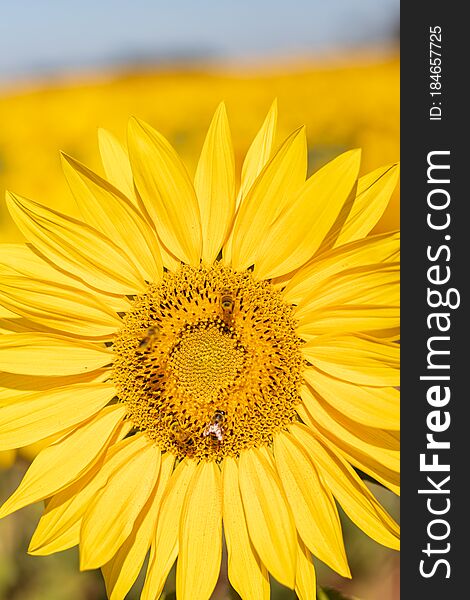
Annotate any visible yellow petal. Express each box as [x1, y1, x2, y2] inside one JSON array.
[[334, 163, 400, 247], [141, 458, 197, 600], [0, 275, 122, 338], [296, 263, 399, 317], [373, 328, 401, 341], [158, 240, 182, 272], [0, 243, 131, 313], [238, 99, 278, 203], [231, 127, 307, 271], [222, 457, 270, 600], [102, 452, 175, 600], [176, 461, 222, 600], [6, 192, 145, 295], [98, 128, 136, 201], [0, 313, 43, 335], [301, 380, 399, 457], [297, 305, 400, 339], [18, 432, 62, 462], [299, 385, 399, 494], [0, 305, 21, 319], [28, 425, 135, 555], [222, 100, 278, 266], [61, 154, 163, 283], [296, 264, 399, 338], [127, 117, 202, 265], [0, 333, 112, 376], [80, 436, 161, 569], [31, 518, 81, 556], [194, 103, 236, 264], [304, 423, 400, 496], [254, 149, 361, 279], [295, 538, 317, 600], [283, 231, 399, 304], [302, 335, 399, 386], [302, 367, 399, 430], [274, 432, 350, 577], [0, 381, 116, 450], [95, 154, 183, 272], [291, 424, 400, 549], [0, 369, 109, 402], [239, 447, 297, 588], [0, 404, 126, 518]]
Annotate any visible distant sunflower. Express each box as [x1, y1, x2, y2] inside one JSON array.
[[0, 101, 399, 600]]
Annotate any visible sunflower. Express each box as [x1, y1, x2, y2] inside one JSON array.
[[0, 101, 399, 600]]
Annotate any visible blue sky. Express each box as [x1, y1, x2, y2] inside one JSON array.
[[0, 0, 399, 81]]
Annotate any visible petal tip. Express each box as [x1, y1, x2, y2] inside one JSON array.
[[127, 115, 146, 135], [215, 100, 227, 114]]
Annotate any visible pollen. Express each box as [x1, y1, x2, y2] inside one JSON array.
[[113, 264, 303, 460]]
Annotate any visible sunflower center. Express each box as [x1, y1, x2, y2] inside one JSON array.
[[168, 320, 246, 402], [113, 264, 303, 460]]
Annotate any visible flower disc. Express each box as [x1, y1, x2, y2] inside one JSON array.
[[113, 265, 303, 460]]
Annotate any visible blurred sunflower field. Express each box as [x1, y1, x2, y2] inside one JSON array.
[[0, 53, 399, 242], [0, 52, 399, 600]]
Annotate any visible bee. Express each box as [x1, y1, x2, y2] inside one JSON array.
[[203, 410, 226, 444], [137, 326, 158, 352], [220, 290, 234, 313], [169, 420, 195, 453], [219, 290, 235, 324], [212, 410, 226, 424]]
